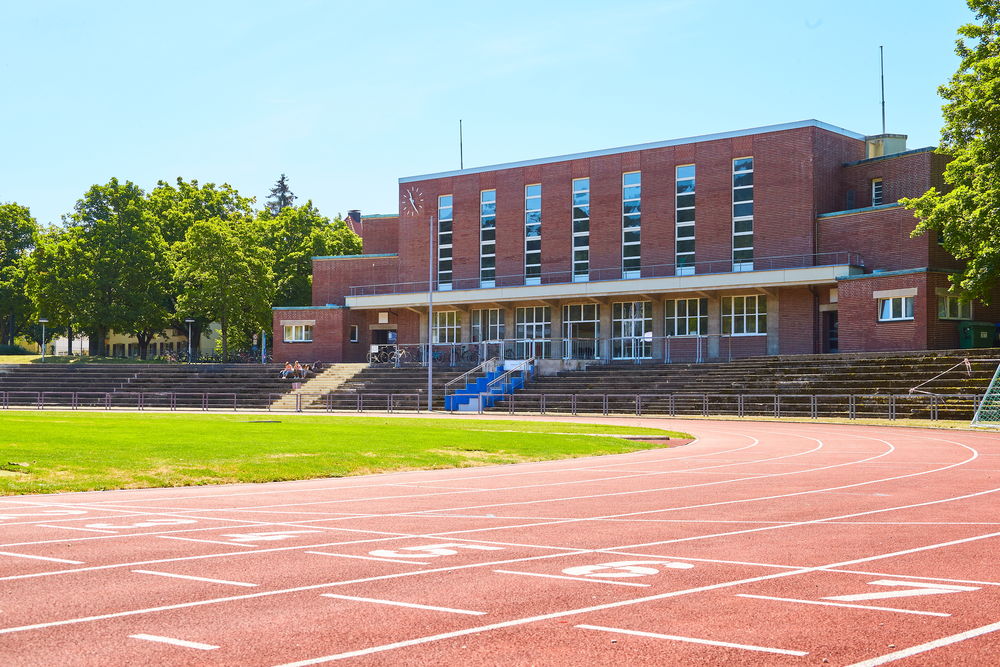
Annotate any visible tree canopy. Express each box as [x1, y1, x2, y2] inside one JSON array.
[[904, 0, 1000, 303], [266, 173, 297, 216], [0, 203, 39, 346]]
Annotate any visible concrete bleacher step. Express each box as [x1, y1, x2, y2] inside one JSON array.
[[269, 363, 367, 410]]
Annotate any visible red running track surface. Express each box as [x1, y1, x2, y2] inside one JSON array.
[[1, 415, 998, 666]]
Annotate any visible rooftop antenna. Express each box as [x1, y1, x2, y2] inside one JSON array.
[[880, 45, 886, 134], [459, 119, 464, 170]]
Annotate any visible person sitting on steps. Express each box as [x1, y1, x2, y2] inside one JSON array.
[[279, 361, 294, 379]]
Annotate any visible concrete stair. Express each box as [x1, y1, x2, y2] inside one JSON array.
[[269, 363, 367, 410]]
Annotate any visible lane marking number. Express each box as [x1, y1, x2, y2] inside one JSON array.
[[562, 560, 695, 578], [824, 579, 979, 602], [369, 543, 504, 558]]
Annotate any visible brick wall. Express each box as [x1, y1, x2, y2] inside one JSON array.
[[360, 217, 399, 255], [837, 273, 929, 352], [271, 308, 345, 362], [817, 207, 930, 272], [778, 286, 817, 354], [311, 256, 400, 306], [836, 150, 938, 211]]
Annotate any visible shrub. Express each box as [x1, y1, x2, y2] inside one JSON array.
[[0, 344, 33, 355]]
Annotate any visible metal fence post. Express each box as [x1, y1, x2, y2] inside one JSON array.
[[849, 394, 856, 420], [774, 394, 780, 419], [737, 394, 744, 418], [889, 394, 896, 421], [810, 395, 817, 420]]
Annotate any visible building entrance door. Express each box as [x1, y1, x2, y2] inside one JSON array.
[[823, 311, 839, 353]]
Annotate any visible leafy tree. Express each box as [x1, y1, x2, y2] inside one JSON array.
[[148, 178, 256, 245], [259, 202, 362, 306], [266, 173, 297, 216], [903, 0, 1000, 302], [0, 203, 38, 345], [67, 179, 172, 357], [170, 217, 275, 359], [24, 227, 90, 354]]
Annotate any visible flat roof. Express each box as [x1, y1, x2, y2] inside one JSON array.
[[400, 119, 866, 184]]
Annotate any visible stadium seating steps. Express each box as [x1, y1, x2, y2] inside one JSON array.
[[488, 348, 1000, 419]]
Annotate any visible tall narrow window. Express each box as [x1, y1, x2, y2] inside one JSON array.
[[732, 157, 754, 272], [572, 178, 590, 282], [437, 195, 453, 290], [480, 189, 496, 288], [525, 184, 542, 285], [675, 164, 696, 276], [622, 171, 641, 278], [871, 178, 884, 206]]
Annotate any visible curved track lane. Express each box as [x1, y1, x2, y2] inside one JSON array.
[[0, 417, 998, 666]]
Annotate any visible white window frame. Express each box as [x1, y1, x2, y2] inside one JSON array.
[[732, 157, 754, 272], [349, 325, 359, 343], [525, 184, 542, 285], [437, 195, 453, 290], [283, 324, 313, 342], [572, 178, 590, 282], [675, 164, 696, 276], [515, 306, 552, 357], [938, 295, 972, 320], [432, 311, 461, 343], [612, 301, 652, 359], [722, 295, 767, 336], [665, 298, 708, 336], [871, 178, 884, 206], [480, 189, 497, 288], [622, 171, 641, 279], [878, 296, 914, 322], [472, 308, 505, 342]]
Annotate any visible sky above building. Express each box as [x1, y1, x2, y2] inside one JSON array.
[[1, 0, 976, 227]]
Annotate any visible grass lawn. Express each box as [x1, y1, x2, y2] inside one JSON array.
[[0, 412, 687, 495]]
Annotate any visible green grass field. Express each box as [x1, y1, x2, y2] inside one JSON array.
[[0, 413, 686, 495]]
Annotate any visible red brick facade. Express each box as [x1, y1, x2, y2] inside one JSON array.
[[272, 120, 998, 363]]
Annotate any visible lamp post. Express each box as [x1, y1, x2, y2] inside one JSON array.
[[185, 319, 195, 363], [427, 214, 435, 411], [38, 318, 48, 361]]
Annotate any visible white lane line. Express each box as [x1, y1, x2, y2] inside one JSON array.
[[736, 594, 951, 617], [0, 551, 83, 564], [847, 619, 1000, 666], [493, 569, 651, 588], [306, 551, 430, 565], [576, 624, 808, 656], [158, 536, 255, 547], [133, 569, 258, 587], [130, 633, 219, 650], [37, 524, 118, 534], [321, 593, 484, 616]]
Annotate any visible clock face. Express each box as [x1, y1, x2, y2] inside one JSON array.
[[400, 186, 425, 216]]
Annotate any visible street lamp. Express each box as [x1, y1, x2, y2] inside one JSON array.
[[185, 319, 195, 363], [38, 318, 48, 361]]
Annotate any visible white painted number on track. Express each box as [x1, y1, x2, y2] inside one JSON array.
[[824, 579, 979, 602], [369, 543, 504, 558], [86, 519, 197, 530], [562, 560, 695, 578], [0, 509, 87, 521], [221, 530, 321, 543]]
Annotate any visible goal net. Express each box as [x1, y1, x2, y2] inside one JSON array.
[[971, 361, 1000, 428]]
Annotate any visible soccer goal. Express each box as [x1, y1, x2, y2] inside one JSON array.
[[971, 360, 1000, 428]]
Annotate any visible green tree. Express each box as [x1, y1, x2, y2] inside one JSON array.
[[67, 179, 171, 357], [170, 217, 275, 359], [266, 173, 297, 216], [260, 202, 362, 306], [903, 0, 1000, 302], [23, 227, 90, 354], [0, 203, 38, 345], [148, 177, 256, 245]]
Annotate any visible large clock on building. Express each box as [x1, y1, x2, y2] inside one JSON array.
[[400, 185, 425, 216]]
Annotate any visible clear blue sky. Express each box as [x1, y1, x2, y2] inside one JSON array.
[[1, 0, 975, 227]]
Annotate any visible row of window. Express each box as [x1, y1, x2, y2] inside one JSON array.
[[435, 158, 756, 289], [430, 296, 768, 343], [878, 295, 973, 322]]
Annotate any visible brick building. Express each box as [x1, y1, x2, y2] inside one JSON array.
[[271, 119, 999, 366]]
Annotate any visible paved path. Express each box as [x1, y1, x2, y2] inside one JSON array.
[[1, 416, 998, 665]]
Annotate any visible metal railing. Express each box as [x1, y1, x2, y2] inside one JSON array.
[[0, 390, 983, 421], [349, 251, 864, 296], [444, 357, 501, 395]]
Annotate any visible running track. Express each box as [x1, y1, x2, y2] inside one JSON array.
[[1, 416, 999, 666]]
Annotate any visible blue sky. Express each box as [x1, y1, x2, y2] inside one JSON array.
[[1, 1, 975, 227]]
